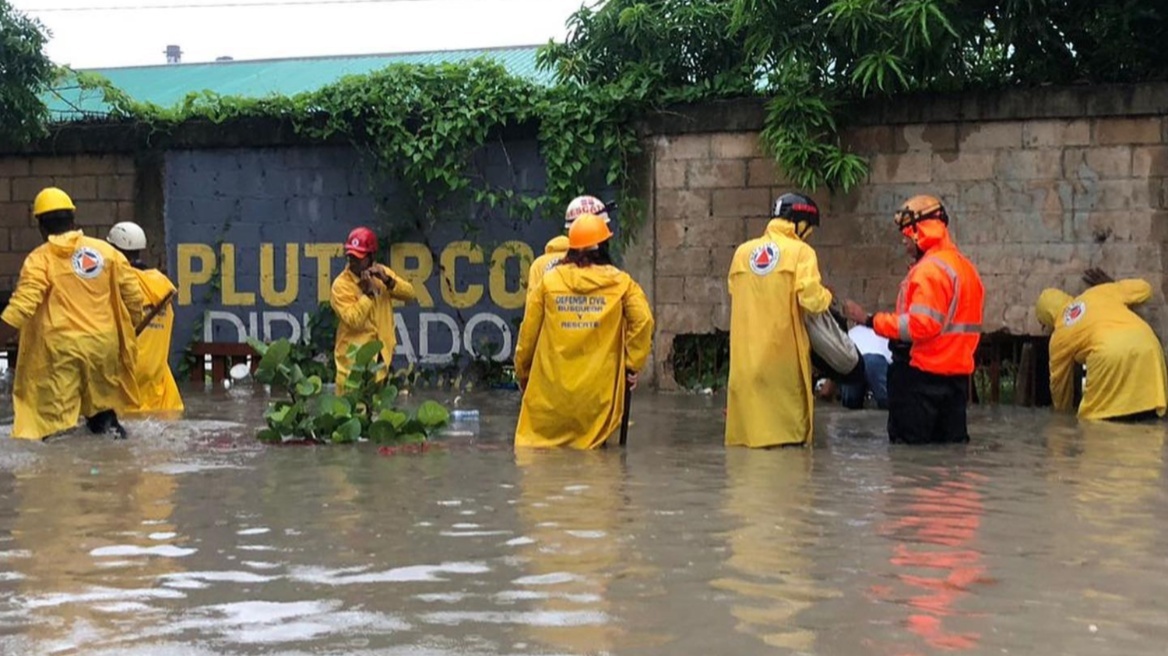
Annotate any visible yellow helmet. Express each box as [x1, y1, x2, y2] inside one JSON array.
[[894, 194, 948, 230], [33, 187, 76, 217]]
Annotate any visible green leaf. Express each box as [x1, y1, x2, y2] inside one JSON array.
[[379, 409, 409, 429], [257, 428, 282, 443], [331, 417, 362, 444], [354, 341, 383, 367], [256, 339, 291, 382], [369, 420, 397, 443], [375, 385, 399, 410], [416, 400, 450, 429]]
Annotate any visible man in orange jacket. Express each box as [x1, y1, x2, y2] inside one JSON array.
[[844, 195, 984, 444]]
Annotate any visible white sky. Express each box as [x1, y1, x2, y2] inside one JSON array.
[[13, 0, 587, 69]]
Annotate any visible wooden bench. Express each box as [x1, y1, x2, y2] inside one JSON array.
[[186, 342, 260, 384]]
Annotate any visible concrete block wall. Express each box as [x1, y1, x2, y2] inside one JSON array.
[[646, 90, 1168, 389], [0, 154, 146, 289]]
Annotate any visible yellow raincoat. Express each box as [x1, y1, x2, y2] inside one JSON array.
[[1, 230, 143, 440], [330, 263, 416, 388], [726, 219, 832, 448], [526, 235, 570, 299], [1035, 281, 1168, 420], [126, 267, 183, 414], [515, 263, 654, 449]]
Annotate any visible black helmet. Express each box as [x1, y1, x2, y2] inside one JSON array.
[[772, 193, 819, 239], [772, 193, 820, 226]]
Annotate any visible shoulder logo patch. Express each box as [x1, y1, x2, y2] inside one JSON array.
[[71, 247, 105, 280], [749, 243, 779, 275], [1063, 301, 1086, 327]]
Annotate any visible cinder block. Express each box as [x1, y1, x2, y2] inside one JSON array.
[[655, 189, 711, 221], [994, 149, 1063, 180], [656, 302, 715, 334], [868, 153, 932, 184], [656, 276, 685, 303], [60, 176, 98, 200], [1021, 120, 1091, 148], [655, 159, 687, 189], [711, 188, 770, 217], [30, 157, 74, 177], [1133, 146, 1168, 178], [686, 159, 747, 189], [98, 175, 136, 200], [1063, 147, 1132, 179], [899, 124, 958, 152], [11, 177, 54, 203], [11, 227, 43, 252], [683, 276, 726, 305], [74, 155, 120, 176], [1095, 117, 1162, 145], [932, 153, 995, 181], [683, 216, 746, 247], [0, 157, 30, 178], [657, 246, 711, 276], [747, 158, 788, 188], [711, 132, 762, 159], [958, 122, 1023, 150], [654, 134, 711, 160]]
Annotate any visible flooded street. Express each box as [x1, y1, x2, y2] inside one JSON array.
[[0, 385, 1166, 655]]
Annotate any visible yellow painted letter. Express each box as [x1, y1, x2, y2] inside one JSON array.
[[219, 243, 255, 306], [304, 243, 342, 303], [440, 241, 484, 308], [176, 243, 215, 306], [390, 242, 434, 308], [260, 243, 299, 307], [490, 241, 534, 310]]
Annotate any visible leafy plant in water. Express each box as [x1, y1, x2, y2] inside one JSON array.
[[248, 337, 449, 445]]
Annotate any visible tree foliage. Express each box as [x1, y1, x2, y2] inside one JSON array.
[[0, 0, 55, 146]]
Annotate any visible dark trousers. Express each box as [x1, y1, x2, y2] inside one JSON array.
[[887, 360, 970, 444]]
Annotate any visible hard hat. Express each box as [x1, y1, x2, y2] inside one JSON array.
[[564, 195, 611, 228], [32, 187, 76, 217], [107, 222, 147, 251], [345, 227, 378, 257], [772, 193, 820, 226], [894, 194, 949, 230], [568, 214, 613, 250]]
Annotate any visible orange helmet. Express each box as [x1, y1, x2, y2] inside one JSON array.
[[568, 214, 613, 250], [894, 194, 948, 230]]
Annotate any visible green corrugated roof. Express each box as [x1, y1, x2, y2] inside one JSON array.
[[46, 45, 550, 122]]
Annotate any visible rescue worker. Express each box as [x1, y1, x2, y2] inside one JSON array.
[[0, 187, 144, 440], [725, 193, 832, 448], [514, 214, 654, 449], [843, 195, 985, 444], [106, 222, 184, 415], [526, 195, 612, 299], [1034, 269, 1167, 421], [329, 226, 416, 389]]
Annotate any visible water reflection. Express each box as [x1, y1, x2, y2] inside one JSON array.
[[511, 448, 624, 652], [710, 447, 837, 651], [11, 443, 183, 652]]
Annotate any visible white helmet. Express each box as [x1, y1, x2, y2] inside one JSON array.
[[107, 222, 147, 251], [564, 195, 611, 229]]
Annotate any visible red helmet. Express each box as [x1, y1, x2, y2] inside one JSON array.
[[345, 227, 377, 257]]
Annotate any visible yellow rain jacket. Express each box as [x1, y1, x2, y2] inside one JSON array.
[[126, 267, 183, 414], [514, 263, 654, 449], [330, 263, 416, 388], [726, 219, 832, 448], [1035, 281, 1168, 420], [1, 230, 143, 440], [526, 236, 570, 300]]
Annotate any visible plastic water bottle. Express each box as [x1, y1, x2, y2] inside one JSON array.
[[450, 409, 479, 421], [445, 409, 480, 437]]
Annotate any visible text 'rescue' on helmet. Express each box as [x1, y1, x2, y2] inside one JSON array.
[[772, 193, 820, 239], [894, 194, 949, 230]]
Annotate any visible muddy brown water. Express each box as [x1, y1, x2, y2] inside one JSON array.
[[0, 381, 1165, 655]]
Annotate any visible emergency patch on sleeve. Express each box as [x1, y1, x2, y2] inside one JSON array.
[[1062, 300, 1086, 327], [749, 243, 779, 275], [71, 247, 105, 280]]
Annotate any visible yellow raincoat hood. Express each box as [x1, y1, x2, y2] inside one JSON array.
[[544, 236, 570, 254], [1035, 288, 1073, 329]]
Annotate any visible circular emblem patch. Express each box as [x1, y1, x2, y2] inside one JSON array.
[[71, 247, 105, 280], [1063, 301, 1086, 327], [749, 243, 779, 275]]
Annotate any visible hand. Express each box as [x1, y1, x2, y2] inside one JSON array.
[[626, 370, 639, 391], [359, 271, 379, 297], [1083, 267, 1114, 287], [0, 322, 16, 346], [842, 299, 868, 324]]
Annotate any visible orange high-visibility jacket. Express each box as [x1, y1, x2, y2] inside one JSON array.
[[873, 222, 984, 375]]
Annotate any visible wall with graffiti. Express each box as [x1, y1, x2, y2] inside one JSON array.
[[164, 144, 557, 369]]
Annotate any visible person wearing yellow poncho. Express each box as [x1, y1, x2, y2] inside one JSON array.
[[515, 214, 654, 449], [1035, 268, 1167, 421], [725, 193, 832, 448], [106, 222, 184, 414], [526, 195, 612, 299], [0, 187, 143, 439]]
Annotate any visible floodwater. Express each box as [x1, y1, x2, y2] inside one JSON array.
[[0, 382, 1165, 656]]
